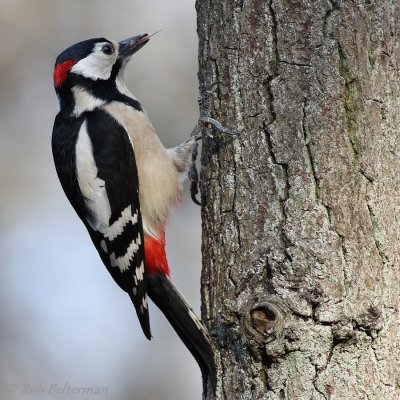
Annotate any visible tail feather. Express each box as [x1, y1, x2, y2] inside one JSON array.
[[146, 273, 216, 390]]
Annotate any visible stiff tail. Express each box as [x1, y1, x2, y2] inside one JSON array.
[[147, 273, 216, 390]]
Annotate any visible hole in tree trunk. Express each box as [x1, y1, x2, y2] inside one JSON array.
[[251, 305, 277, 334]]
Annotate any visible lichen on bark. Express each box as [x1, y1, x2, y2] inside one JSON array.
[[196, 0, 400, 399]]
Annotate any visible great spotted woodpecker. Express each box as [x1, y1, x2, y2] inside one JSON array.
[[51, 34, 215, 386]]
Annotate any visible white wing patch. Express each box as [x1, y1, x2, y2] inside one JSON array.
[[140, 295, 148, 314], [76, 118, 142, 275], [105, 206, 138, 241], [110, 252, 117, 267], [135, 261, 145, 281], [76, 122, 111, 232], [142, 295, 148, 309], [100, 240, 108, 253], [110, 235, 142, 273]]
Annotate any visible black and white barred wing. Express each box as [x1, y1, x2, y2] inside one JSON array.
[[75, 109, 151, 339]]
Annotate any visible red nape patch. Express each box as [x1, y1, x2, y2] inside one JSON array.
[[53, 60, 76, 88], [144, 232, 170, 276]]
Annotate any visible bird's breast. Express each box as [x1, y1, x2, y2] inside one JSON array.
[[103, 101, 181, 238]]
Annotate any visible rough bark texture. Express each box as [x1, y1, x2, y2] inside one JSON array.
[[196, 1, 400, 399]]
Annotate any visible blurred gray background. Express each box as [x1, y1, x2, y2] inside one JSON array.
[[0, 1, 202, 399]]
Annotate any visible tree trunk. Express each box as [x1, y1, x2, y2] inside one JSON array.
[[196, 1, 400, 399]]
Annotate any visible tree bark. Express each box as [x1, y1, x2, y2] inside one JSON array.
[[196, 1, 400, 399]]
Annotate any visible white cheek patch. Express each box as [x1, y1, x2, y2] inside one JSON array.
[[71, 43, 117, 81]]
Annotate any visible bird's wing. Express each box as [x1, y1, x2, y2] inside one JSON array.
[[53, 108, 151, 339]]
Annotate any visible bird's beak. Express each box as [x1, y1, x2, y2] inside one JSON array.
[[118, 34, 150, 60]]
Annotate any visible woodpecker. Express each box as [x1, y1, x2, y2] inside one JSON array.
[[51, 34, 215, 386]]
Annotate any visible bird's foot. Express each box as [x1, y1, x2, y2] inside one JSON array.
[[189, 83, 239, 205]]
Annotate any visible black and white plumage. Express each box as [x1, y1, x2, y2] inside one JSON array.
[[53, 106, 150, 336], [51, 34, 215, 387]]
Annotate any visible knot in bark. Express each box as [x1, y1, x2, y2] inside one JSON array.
[[244, 299, 284, 344]]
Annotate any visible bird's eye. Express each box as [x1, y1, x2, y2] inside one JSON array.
[[101, 44, 114, 55]]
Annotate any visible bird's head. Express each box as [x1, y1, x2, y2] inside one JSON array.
[[53, 34, 150, 91]]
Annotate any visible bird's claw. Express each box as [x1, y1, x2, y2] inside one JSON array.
[[189, 82, 239, 206]]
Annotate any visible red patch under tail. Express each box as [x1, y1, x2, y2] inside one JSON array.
[[144, 231, 170, 276]]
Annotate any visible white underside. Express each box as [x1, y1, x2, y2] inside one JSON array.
[[73, 78, 192, 239], [103, 101, 182, 238]]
